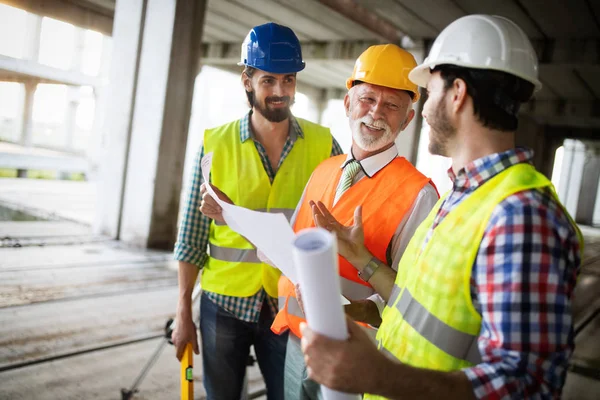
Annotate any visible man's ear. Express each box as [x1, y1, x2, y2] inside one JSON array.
[[401, 109, 415, 131], [343, 93, 351, 117], [450, 78, 468, 114], [242, 73, 253, 92]]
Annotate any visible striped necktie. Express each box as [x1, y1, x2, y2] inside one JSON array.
[[334, 160, 361, 203]]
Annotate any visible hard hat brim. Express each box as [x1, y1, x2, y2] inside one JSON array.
[[409, 60, 543, 92], [346, 78, 420, 103], [237, 61, 306, 74]]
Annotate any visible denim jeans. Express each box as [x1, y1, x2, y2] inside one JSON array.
[[284, 334, 322, 400], [199, 291, 288, 400]]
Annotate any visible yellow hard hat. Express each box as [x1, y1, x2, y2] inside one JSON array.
[[346, 44, 420, 102]]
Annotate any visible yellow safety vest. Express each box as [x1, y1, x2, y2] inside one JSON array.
[[202, 117, 333, 298], [366, 163, 582, 400]]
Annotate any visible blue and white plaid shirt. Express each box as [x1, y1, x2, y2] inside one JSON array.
[[174, 111, 343, 322]]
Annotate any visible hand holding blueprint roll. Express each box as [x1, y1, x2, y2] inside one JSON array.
[[292, 228, 361, 400]]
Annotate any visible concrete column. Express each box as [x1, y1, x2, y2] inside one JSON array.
[[575, 144, 600, 226], [23, 13, 42, 61], [88, 36, 112, 182], [557, 139, 586, 217], [63, 28, 86, 157], [16, 13, 42, 178], [17, 81, 37, 178], [95, 0, 206, 248], [395, 46, 424, 164], [396, 93, 424, 164], [315, 88, 328, 125], [94, 0, 150, 239]]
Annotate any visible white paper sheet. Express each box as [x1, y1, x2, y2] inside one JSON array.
[[201, 152, 349, 306], [201, 152, 298, 283], [292, 228, 361, 400]]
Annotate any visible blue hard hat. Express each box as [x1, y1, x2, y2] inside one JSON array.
[[239, 22, 305, 74]]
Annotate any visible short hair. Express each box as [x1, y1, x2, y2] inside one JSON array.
[[432, 65, 535, 132], [243, 66, 257, 107]]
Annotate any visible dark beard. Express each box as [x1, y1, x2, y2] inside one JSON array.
[[428, 96, 456, 157], [254, 96, 294, 123]]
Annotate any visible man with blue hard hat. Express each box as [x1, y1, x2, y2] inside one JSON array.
[[172, 22, 342, 399]]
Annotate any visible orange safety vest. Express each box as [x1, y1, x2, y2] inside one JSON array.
[[271, 154, 435, 339]]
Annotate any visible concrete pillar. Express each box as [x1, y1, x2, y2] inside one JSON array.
[[314, 88, 342, 125], [17, 13, 42, 178], [95, 0, 206, 249], [315, 89, 328, 125], [575, 144, 600, 226], [88, 36, 112, 182], [23, 13, 41, 61], [396, 93, 424, 164], [63, 28, 86, 154], [557, 139, 586, 217], [17, 81, 36, 178], [395, 46, 424, 164]]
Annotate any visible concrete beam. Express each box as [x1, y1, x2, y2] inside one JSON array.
[[201, 40, 384, 66], [0, 54, 101, 86], [1, 0, 113, 35], [316, 0, 402, 43], [532, 38, 600, 65], [0, 150, 88, 173], [521, 99, 600, 128]]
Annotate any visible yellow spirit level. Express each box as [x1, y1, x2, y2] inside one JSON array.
[[181, 343, 193, 400]]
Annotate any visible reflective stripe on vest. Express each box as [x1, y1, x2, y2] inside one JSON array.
[[285, 296, 304, 318], [388, 285, 481, 365], [209, 244, 260, 264], [339, 275, 374, 300], [278, 296, 311, 320]]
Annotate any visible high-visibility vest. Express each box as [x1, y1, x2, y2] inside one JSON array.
[[365, 163, 583, 400], [271, 155, 433, 338], [202, 117, 333, 298]]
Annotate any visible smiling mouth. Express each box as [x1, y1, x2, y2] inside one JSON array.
[[362, 123, 384, 132]]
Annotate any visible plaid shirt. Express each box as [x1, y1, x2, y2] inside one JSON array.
[[421, 148, 581, 399], [174, 111, 343, 322]]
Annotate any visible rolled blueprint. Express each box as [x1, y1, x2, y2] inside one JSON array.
[[292, 228, 361, 400]]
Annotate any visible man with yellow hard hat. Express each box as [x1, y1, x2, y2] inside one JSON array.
[[271, 44, 439, 400]]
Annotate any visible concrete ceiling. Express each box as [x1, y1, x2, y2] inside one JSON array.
[[2, 0, 600, 130]]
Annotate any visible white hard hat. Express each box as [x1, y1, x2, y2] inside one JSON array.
[[409, 15, 542, 92]]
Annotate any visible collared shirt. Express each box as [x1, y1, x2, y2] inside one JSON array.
[[421, 148, 581, 399], [174, 111, 343, 323], [291, 145, 439, 314]]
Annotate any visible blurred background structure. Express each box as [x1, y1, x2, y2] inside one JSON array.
[[0, 1, 598, 398]]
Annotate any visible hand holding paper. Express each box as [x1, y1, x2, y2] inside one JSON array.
[[199, 183, 232, 224], [200, 152, 298, 282]]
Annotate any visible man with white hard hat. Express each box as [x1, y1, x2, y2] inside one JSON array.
[[299, 14, 582, 399]]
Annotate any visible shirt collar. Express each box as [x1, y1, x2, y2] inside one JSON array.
[[342, 145, 399, 178], [240, 110, 304, 143], [448, 147, 535, 191]]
